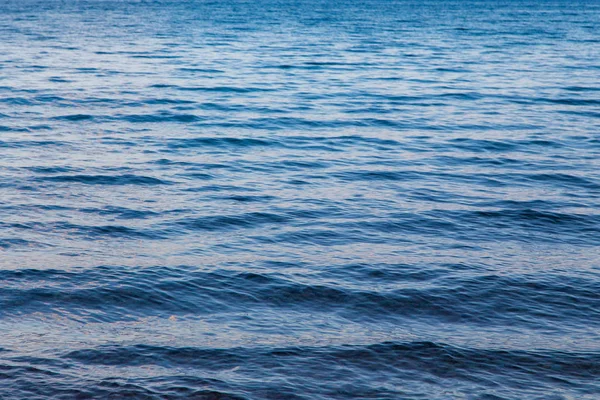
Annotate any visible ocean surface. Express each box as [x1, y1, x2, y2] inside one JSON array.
[[1, 0, 599, 398]]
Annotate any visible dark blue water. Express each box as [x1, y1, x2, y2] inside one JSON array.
[[1, 0, 600, 398]]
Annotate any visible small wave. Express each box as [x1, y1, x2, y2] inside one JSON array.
[[519, 173, 600, 190], [0, 140, 67, 148], [60, 340, 600, 386], [170, 212, 290, 232], [177, 85, 274, 93], [447, 138, 518, 152], [563, 86, 600, 92], [0, 126, 30, 133], [77, 206, 160, 220], [36, 174, 169, 186], [7, 265, 587, 327], [7, 339, 594, 398], [26, 166, 81, 174], [333, 170, 423, 182], [167, 137, 274, 149], [121, 113, 201, 123], [545, 98, 600, 106], [0, 238, 48, 250], [142, 98, 196, 105], [52, 114, 94, 121]]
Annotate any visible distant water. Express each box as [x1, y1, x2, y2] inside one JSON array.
[[1, 0, 599, 398]]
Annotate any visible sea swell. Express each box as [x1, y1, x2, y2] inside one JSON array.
[[1, 0, 599, 398]]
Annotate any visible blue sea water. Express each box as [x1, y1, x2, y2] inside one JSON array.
[[1, 0, 600, 398]]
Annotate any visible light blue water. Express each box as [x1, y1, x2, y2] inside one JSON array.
[[1, 0, 600, 398]]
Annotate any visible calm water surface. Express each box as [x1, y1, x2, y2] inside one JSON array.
[[1, 0, 599, 398]]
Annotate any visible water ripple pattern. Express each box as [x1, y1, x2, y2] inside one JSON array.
[[1, 0, 599, 399]]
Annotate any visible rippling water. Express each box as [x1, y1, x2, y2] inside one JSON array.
[[1, 0, 599, 398]]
